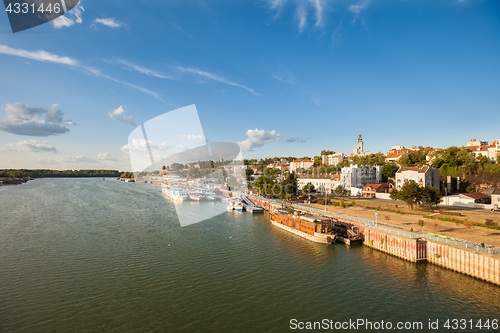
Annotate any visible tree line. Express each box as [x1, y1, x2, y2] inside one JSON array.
[[0, 169, 122, 178]]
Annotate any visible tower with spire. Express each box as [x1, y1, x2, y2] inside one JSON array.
[[354, 129, 364, 155]]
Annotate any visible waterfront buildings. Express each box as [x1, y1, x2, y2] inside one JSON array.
[[297, 174, 341, 193]]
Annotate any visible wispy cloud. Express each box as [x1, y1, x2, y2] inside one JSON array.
[[0, 44, 162, 102], [93, 18, 127, 29], [0, 44, 78, 66], [108, 106, 136, 126], [0, 103, 75, 137], [52, 4, 84, 28], [273, 74, 295, 85], [238, 128, 308, 151], [176, 66, 260, 96], [310, 0, 325, 28], [349, 0, 371, 24], [266, 0, 326, 32], [113, 59, 170, 79]]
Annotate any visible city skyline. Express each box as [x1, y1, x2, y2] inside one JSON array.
[[0, 0, 499, 170]]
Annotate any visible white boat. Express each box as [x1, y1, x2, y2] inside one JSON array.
[[162, 185, 189, 201], [226, 200, 235, 211], [234, 200, 244, 211], [203, 191, 216, 201], [189, 192, 205, 201]]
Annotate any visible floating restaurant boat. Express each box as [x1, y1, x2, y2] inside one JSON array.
[[162, 185, 189, 201], [270, 208, 338, 244]]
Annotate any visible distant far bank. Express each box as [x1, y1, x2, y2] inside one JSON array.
[[0, 169, 123, 179]]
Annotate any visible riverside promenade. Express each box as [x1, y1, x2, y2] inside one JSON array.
[[248, 195, 500, 285]]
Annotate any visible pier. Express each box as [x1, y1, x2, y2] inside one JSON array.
[[247, 195, 500, 285]]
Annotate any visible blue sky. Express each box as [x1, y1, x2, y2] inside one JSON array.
[[0, 0, 499, 170]]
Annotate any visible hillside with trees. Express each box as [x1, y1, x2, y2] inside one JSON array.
[[0, 169, 122, 178]]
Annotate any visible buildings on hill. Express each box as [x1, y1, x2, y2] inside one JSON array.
[[289, 159, 313, 172], [297, 174, 341, 193], [361, 183, 391, 198], [340, 164, 383, 195], [322, 153, 344, 166], [395, 166, 440, 190]]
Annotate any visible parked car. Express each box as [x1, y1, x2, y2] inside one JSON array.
[[492, 206, 500, 212]]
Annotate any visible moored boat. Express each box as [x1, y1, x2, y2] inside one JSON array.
[[270, 208, 337, 244], [162, 185, 189, 201], [189, 192, 205, 201]]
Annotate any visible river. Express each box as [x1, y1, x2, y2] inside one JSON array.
[[0, 178, 498, 332]]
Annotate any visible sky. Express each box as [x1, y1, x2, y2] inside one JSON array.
[[0, 0, 499, 171]]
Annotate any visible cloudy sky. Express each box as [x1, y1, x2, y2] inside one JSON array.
[[0, 0, 499, 170]]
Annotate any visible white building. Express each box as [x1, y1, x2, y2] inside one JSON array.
[[492, 187, 500, 208], [340, 164, 383, 192], [466, 139, 488, 147], [290, 159, 313, 172], [297, 174, 341, 193], [395, 166, 440, 190], [322, 153, 344, 166]]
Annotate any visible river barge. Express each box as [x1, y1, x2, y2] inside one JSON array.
[[270, 208, 338, 244]]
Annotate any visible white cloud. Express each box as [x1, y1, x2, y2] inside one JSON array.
[[52, 4, 84, 28], [121, 139, 187, 159], [97, 152, 118, 161], [178, 134, 205, 145], [109, 106, 136, 126], [0, 103, 75, 137], [175, 66, 260, 96], [93, 18, 126, 29], [1, 140, 57, 153], [238, 128, 308, 151], [0, 44, 78, 66]]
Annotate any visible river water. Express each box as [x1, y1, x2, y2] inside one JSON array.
[[0, 178, 498, 332]]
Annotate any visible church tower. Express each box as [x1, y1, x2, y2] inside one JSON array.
[[354, 129, 364, 154]]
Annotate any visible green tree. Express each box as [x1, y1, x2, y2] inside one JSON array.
[[397, 180, 422, 210], [390, 188, 399, 201], [280, 172, 298, 198], [171, 163, 184, 170], [466, 185, 475, 193], [334, 185, 344, 196], [420, 187, 442, 208], [245, 168, 254, 181], [321, 150, 335, 155], [254, 175, 275, 197], [303, 182, 316, 195], [382, 163, 399, 182]]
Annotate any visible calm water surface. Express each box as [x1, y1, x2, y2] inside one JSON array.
[[0, 179, 499, 332]]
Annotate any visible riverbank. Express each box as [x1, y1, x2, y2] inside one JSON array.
[[248, 195, 500, 285], [310, 199, 500, 248]]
